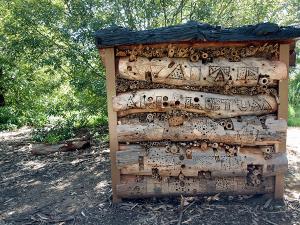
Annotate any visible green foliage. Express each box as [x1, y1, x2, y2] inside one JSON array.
[[288, 41, 300, 127], [0, 0, 108, 133], [288, 105, 300, 127], [32, 111, 107, 144], [0, 0, 300, 139], [33, 118, 76, 144]]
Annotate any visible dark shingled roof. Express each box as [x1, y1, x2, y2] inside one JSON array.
[[94, 21, 300, 48]]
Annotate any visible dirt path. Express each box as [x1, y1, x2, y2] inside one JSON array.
[[0, 127, 299, 225]]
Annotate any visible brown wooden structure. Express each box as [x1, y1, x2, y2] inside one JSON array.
[[95, 22, 300, 202]]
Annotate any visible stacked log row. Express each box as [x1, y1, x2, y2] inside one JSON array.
[[112, 44, 288, 199]]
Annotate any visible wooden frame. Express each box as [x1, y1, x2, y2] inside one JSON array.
[[100, 48, 121, 203], [275, 44, 290, 199]]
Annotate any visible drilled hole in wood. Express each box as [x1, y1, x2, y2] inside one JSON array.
[[168, 61, 175, 68]]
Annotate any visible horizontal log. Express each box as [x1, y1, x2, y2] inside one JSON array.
[[118, 57, 287, 87], [116, 175, 275, 198], [117, 144, 287, 178], [117, 115, 286, 144], [31, 141, 90, 155], [113, 89, 277, 118]]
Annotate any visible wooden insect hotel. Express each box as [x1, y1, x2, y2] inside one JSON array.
[[95, 22, 300, 202]]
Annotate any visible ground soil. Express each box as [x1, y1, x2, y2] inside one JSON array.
[[0, 127, 300, 225]]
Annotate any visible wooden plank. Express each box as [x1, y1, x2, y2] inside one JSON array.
[[116, 145, 144, 167], [118, 57, 287, 87], [275, 44, 290, 199], [100, 48, 121, 203], [117, 144, 288, 178], [113, 89, 277, 118], [116, 175, 275, 198], [117, 114, 286, 144]]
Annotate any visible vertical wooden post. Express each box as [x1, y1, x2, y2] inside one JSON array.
[[274, 44, 290, 199], [100, 48, 121, 203]]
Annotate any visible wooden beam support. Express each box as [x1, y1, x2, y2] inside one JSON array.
[[275, 44, 290, 199], [100, 48, 122, 203]]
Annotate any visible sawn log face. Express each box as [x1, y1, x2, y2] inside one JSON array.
[[113, 89, 277, 118]]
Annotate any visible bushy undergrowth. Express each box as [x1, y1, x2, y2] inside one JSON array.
[[288, 105, 300, 127], [32, 113, 107, 144]]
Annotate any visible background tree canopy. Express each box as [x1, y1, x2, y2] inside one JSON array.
[[0, 0, 300, 142]]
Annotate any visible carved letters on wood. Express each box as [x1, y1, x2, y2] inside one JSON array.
[[118, 57, 287, 87], [113, 89, 277, 118]]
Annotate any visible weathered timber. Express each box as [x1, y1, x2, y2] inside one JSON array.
[[116, 175, 275, 198], [100, 48, 122, 203], [95, 21, 300, 48], [275, 44, 290, 199], [118, 57, 287, 87], [31, 141, 90, 155], [117, 115, 286, 144], [113, 89, 277, 118], [116, 144, 287, 178]]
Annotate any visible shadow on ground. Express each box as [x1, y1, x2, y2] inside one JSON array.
[[0, 127, 299, 225]]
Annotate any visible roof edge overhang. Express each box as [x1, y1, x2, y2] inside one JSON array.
[[94, 21, 300, 48]]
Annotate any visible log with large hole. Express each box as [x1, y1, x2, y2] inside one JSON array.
[[118, 57, 287, 87], [117, 114, 286, 144], [113, 89, 277, 118]]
